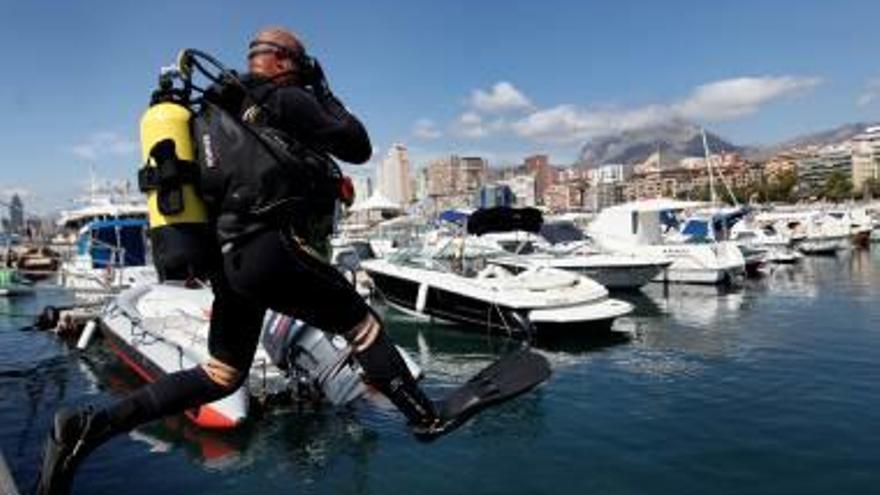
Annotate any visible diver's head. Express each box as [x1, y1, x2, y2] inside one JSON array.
[[248, 27, 305, 85]]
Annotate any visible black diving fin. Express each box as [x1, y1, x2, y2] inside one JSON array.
[[414, 349, 551, 441]]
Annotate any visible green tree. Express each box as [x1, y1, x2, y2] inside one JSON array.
[[821, 171, 853, 202]]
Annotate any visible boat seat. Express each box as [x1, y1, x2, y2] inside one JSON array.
[[476, 264, 513, 280]]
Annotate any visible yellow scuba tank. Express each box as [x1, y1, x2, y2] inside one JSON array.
[[140, 102, 206, 227], [137, 64, 214, 282]]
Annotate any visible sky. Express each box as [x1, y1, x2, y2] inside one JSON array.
[[2, 0, 880, 214]]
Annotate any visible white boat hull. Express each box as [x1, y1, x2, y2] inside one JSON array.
[[100, 286, 250, 429], [493, 255, 670, 291], [643, 243, 745, 285], [797, 236, 848, 255], [363, 259, 633, 337]]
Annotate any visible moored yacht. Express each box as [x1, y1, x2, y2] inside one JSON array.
[[362, 207, 634, 338], [487, 220, 673, 291], [587, 199, 746, 285]]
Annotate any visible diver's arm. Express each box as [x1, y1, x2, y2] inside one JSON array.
[[276, 87, 372, 164]]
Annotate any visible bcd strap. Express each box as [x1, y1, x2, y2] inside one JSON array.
[[137, 139, 200, 216]]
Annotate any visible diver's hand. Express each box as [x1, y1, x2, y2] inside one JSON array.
[[304, 58, 331, 100], [204, 71, 245, 112]]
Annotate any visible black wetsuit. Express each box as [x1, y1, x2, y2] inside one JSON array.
[[207, 75, 373, 372]]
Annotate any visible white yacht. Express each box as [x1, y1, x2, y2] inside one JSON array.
[[754, 210, 849, 255], [485, 220, 673, 291], [587, 199, 746, 285], [54, 174, 148, 247], [730, 222, 801, 264]]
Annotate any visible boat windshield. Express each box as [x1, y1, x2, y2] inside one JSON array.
[[540, 221, 585, 244], [388, 238, 506, 277]]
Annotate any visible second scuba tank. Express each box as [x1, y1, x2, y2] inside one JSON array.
[[138, 69, 214, 282]]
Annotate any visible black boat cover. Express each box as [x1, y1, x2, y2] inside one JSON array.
[[466, 207, 543, 236]]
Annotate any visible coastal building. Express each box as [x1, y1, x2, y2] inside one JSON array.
[[426, 155, 460, 198], [376, 143, 412, 207], [8, 194, 23, 234], [544, 183, 582, 212], [797, 145, 852, 196], [496, 175, 536, 207], [592, 165, 625, 210], [525, 154, 555, 204], [459, 156, 488, 192], [764, 150, 809, 182], [851, 126, 880, 194], [426, 154, 489, 211]]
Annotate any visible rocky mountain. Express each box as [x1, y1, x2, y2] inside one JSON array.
[[576, 119, 880, 170], [748, 122, 879, 160], [577, 119, 743, 170]]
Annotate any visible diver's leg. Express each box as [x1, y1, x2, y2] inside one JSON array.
[[34, 275, 265, 495], [223, 230, 440, 430]]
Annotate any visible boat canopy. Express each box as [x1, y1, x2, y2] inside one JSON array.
[[467, 207, 543, 236], [681, 207, 750, 241]]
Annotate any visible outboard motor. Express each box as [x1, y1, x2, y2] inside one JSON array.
[[261, 313, 366, 405]]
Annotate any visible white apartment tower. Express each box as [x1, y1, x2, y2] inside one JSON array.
[[851, 126, 880, 193], [377, 143, 412, 207]]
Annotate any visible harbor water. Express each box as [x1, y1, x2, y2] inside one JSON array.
[[2, 250, 879, 494]]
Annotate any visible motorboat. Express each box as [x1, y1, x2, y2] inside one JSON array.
[[795, 213, 850, 255], [491, 252, 671, 291], [95, 283, 421, 429], [730, 222, 802, 265], [828, 207, 873, 248], [361, 207, 634, 338], [12, 245, 60, 281], [486, 220, 673, 291], [754, 210, 850, 256], [587, 199, 745, 285]]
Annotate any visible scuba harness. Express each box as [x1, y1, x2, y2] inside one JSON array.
[[138, 49, 349, 279]]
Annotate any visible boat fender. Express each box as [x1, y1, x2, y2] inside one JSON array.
[[76, 320, 98, 350], [416, 283, 429, 314]]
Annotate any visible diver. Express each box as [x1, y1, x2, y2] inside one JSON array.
[[34, 27, 549, 495]]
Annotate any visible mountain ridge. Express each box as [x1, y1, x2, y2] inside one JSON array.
[[575, 120, 878, 169]]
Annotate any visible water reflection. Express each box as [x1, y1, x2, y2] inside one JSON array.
[[74, 345, 382, 481], [383, 305, 632, 370]]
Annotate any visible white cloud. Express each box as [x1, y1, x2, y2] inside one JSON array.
[[673, 76, 822, 121], [470, 81, 532, 113], [71, 131, 138, 161], [857, 77, 880, 107], [455, 111, 489, 138], [511, 75, 822, 143], [511, 105, 596, 144], [452, 112, 511, 139], [412, 118, 442, 140]]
